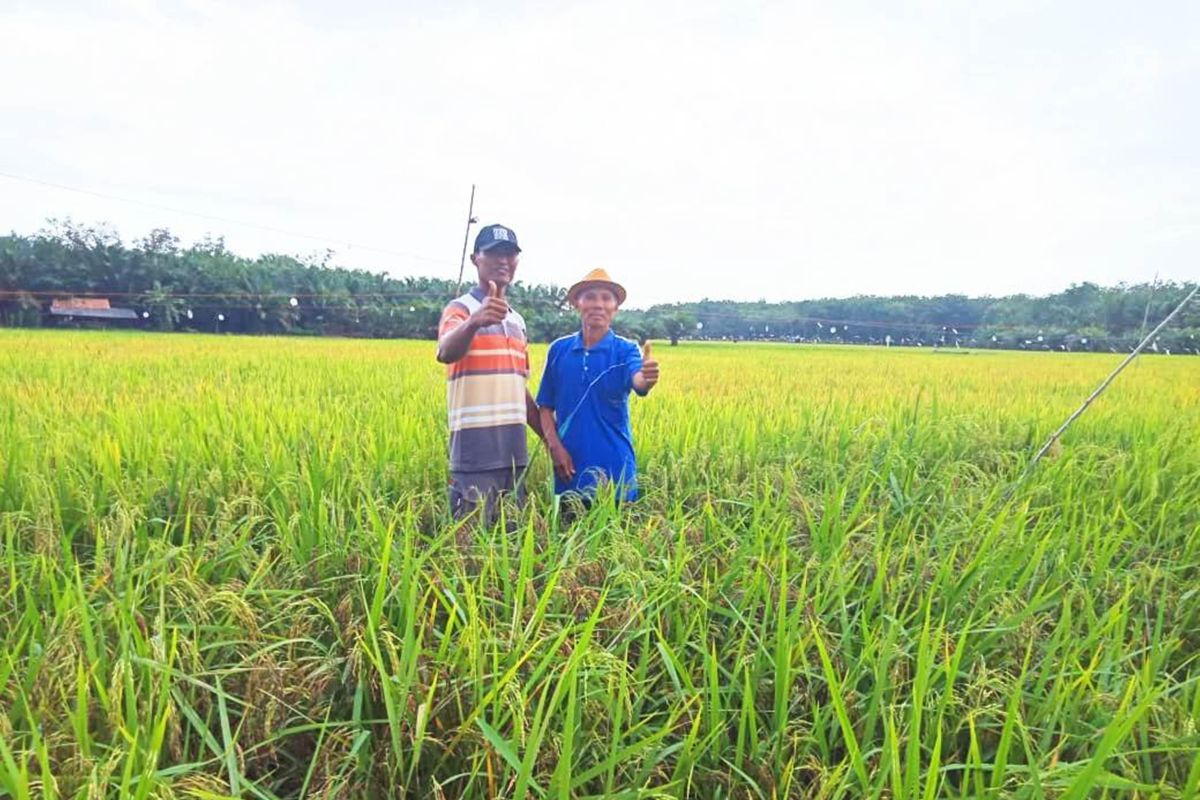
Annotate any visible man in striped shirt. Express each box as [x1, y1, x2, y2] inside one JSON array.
[[436, 223, 544, 521]]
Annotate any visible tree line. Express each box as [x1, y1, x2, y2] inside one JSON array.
[[2, 220, 1197, 353]]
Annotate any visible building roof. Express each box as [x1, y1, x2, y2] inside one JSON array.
[[49, 298, 139, 320], [52, 297, 113, 311], [49, 306, 141, 320]]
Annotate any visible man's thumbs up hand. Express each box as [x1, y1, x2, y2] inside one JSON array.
[[640, 340, 659, 389], [472, 279, 509, 328]]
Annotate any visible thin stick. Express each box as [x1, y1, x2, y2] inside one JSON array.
[[455, 184, 477, 293], [1012, 282, 1198, 492]]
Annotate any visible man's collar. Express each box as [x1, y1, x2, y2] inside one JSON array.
[[571, 328, 614, 351]]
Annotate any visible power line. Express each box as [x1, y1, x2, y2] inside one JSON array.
[[0, 169, 457, 268]]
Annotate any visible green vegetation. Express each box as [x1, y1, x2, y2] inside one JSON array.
[[1, 330, 1197, 797], [2, 221, 1197, 351]]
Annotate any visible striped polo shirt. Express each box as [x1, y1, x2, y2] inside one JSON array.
[[438, 286, 530, 472]]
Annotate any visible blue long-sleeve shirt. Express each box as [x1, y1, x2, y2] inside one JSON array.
[[536, 330, 646, 500]]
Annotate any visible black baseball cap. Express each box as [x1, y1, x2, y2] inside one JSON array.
[[474, 223, 521, 253]]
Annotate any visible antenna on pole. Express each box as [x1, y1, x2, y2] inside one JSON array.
[[456, 184, 478, 293]]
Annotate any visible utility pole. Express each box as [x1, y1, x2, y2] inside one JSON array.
[[456, 184, 478, 293]]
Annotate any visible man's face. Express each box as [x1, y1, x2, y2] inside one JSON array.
[[576, 287, 619, 330], [471, 245, 520, 289]]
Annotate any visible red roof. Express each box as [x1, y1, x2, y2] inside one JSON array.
[[51, 298, 113, 311]]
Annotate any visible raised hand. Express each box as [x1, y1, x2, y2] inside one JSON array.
[[640, 341, 659, 389], [472, 279, 509, 328]]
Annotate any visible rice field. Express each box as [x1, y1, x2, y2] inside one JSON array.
[[1, 328, 1198, 799]]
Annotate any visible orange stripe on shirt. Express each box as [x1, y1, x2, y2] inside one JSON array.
[[450, 354, 528, 376], [469, 333, 527, 349]]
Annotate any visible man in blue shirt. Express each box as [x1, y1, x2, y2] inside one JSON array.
[[536, 269, 660, 505]]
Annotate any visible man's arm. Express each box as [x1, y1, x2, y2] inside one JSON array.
[[525, 389, 545, 441], [534, 342, 572, 480], [436, 316, 481, 363], [436, 282, 508, 363], [539, 406, 575, 481]]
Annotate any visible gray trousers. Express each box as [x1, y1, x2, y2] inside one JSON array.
[[449, 466, 528, 524]]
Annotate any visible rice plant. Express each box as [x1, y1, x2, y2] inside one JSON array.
[[1, 328, 1197, 798]]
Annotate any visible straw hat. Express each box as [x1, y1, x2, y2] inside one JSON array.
[[566, 268, 627, 306]]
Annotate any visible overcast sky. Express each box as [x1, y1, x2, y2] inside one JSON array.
[[2, 0, 1197, 307]]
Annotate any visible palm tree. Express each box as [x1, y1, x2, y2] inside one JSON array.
[[140, 281, 185, 331]]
